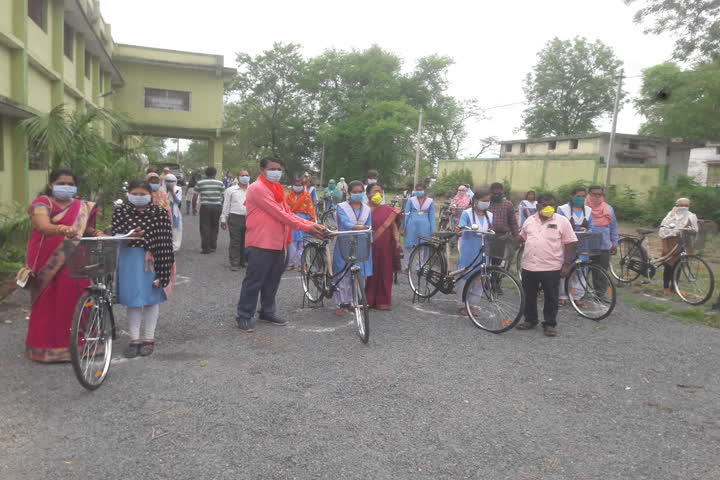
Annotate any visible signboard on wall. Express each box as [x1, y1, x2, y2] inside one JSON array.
[[144, 88, 191, 111]]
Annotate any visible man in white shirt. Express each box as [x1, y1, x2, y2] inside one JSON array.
[[221, 169, 250, 270]]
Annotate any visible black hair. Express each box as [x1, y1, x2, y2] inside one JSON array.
[[293, 177, 303, 185], [415, 183, 426, 190], [367, 169, 379, 178], [146, 167, 158, 174], [538, 193, 556, 204], [45, 168, 77, 195], [588, 185, 604, 193], [526, 190, 536, 199], [260, 156, 284, 168], [490, 182, 504, 190], [127, 179, 152, 194], [366, 183, 383, 195], [473, 190, 490, 201], [348, 180, 364, 193], [571, 186, 587, 196], [205, 166, 217, 177]]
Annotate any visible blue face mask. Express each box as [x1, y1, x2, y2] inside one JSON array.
[[52, 185, 77, 201], [292, 185, 304, 193], [350, 193, 365, 203], [414, 190, 426, 197], [150, 183, 161, 191], [127, 193, 152, 207]]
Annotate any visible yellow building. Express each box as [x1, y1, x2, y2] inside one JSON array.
[[0, 0, 235, 209]]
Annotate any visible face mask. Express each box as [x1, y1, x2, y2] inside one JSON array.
[[166, 182, 176, 188], [475, 201, 490, 211], [458, 190, 467, 196], [414, 191, 425, 197], [264, 170, 283, 183], [237, 176, 250, 185], [587, 195, 603, 207], [572, 196, 586, 207], [370, 193, 383, 205], [293, 185, 304, 193], [367, 178, 378, 185], [540, 206, 555, 217], [127, 193, 152, 207], [52, 185, 77, 201], [350, 193, 365, 203], [491, 194, 503, 202], [675, 206, 689, 215], [150, 183, 161, 191]]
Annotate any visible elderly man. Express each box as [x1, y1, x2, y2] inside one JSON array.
[[235, 157, 326, 332], [221, 169, 251, 270], [517, 193, 577, 337]]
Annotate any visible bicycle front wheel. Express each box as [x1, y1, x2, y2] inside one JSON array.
[[673, 255, 715, 305], [566, 263, 617, 321], [407, 243, 446, 298], [514, 245, 525, 280], [610, 238, 644, 284], [321, 210, 337, 230], [352, 270, 370, 343], [463, 267, 524, 333], [301, 244, 326, 303], [70, 292, 113, 390]]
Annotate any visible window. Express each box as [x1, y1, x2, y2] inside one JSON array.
[[520, 143, 526, 153], [28, 143, 48, 170], [569, 139, 579, 150], [619, 157, 645, 165], [504, 144, 513, 153], [84, 51, 92, 78], [28, 0, 46, 30], [63, 24, 74, 60], [548, 141, 557, 150], [629, 141, 639, 150], [715, 146, 720, 155], [144, 88, 191, 111]]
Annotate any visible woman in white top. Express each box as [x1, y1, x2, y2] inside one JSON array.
[[659, 197, 699, 295], [518, 190, 537, 226]]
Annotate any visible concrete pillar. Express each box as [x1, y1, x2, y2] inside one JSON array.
[[50, 0, 64, 107], [209, 138, 223, 172], [10, 118, 29, 205]]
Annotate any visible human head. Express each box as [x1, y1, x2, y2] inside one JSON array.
[[571, 186, 587, 197], [473, 190, 491, 210], [146, 172, 161, 184], [146, 167, 158, 174], [675, 197, 691, 208], [367, 169, 379, 185], [366, 183, 383, 197], [205, 166, 217, 178], [414, 183, 426, 197], [329, 179, 336, 185], [339, 177, 345, 182], [349, 180, 364, 195], [293, 177, 303, 187], [259, 156, 284, 183], [490, 182, 504, 201], [164, 173, 177, 185], [127, 179, 152, 196], [457, 185, 468, 195], [538, 193, 556, 209], [46, 168, 77, 196], [526, 190, 536, 201], [238, 169, 249, 177], [162, 167, 170, 175]]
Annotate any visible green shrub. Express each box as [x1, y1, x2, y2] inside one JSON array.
[[432, 168, 474, 197]]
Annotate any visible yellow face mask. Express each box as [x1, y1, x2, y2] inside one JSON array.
[[540, 206, 555, 217], [370, 193, 382, 205]]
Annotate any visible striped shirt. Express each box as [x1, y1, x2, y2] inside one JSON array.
[[196, 178, 224, 206]]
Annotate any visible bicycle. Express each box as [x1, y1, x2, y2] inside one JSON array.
[[63, 230, 136, 390], [563, 231, 617, 320], [610, 226, 714, 305], [406, 228, 525, 333], [437, 202, 461, 232], [300, 229, 373, 343], [320, 207, 337, 230]]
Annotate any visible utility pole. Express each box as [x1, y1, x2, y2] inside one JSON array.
[[319, 143, 325, 188], [413, 109, 424, 187], [176, 138, 180, 163], [604, 70, 624, 189]]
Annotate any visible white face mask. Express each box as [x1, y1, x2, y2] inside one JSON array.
[[292, 185, 304, 193], [238, 176, 250, 185], [367, 178, 378, 185], [675, 206, 689, 214], [264, 170, 283, 183]]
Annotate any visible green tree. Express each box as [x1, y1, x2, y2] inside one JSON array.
[[635, 61, 720, 141], [626, 0, 720, 62], [520, 37, 624, 138]]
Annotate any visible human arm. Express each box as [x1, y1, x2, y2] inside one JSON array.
[[508, 201, 519, 236], [220, 188, 232, 227], [608, 206, 619, 253], [252, 186, 319, 233], [561, 242, 576, 277], [28, 199, 79, 238]]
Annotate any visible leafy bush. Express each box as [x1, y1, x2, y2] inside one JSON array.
[[432, 168, 474, 197], [0, 209, 30, 283]]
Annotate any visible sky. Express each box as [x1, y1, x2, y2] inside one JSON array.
[[101, 0, 677, 156]]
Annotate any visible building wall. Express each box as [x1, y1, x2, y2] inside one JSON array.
[[688, 146, 720, 185], [0, 46, 11, 97], [501, 137, 601, 157], [0, 116, 12, 209]]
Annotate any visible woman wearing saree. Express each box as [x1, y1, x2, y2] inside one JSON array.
[[25, 169, 100, 363], [365, 184, 401, 310]]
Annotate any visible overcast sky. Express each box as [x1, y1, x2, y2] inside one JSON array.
[[101, 0, 677, 156]]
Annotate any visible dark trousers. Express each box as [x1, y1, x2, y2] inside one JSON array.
[[236, 247, 286, 327], [590, 250, 611, 295], [227, 214, 246, 267], [199, 204, 221, 253], [522, 269, 561, 327]]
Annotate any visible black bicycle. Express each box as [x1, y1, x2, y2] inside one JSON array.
[[300, 229, 372, 343], [407, 228, 524, 333], [563, 232, 617, 320]]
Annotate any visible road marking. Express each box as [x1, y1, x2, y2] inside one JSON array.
[[288, 319, 354, 333], [411, 304, 464, 318], [175, 275, 191, 285]]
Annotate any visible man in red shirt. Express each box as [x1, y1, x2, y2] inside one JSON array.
[[236, 157, 325, 333]]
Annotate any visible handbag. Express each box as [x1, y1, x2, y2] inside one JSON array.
[[16, 234, 44, 289]]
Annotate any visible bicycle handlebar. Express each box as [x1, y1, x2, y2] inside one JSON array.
[[324, 228, 372, 237], [73, 229, 137, 242]]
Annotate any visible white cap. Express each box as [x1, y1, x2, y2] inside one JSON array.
[[165, 173, 177, 182]]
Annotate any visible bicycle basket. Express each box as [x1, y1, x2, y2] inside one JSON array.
[[680, 230, 703, 251], [575, 232, 603, 255], [336, 231, 371, 263], [484, 235, 513, 260], [63, 239, 119, 279]]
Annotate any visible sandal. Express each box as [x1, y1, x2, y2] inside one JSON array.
[[515, 321, 537, 330], [558, 300, 567, 306], [457, 307, 469, 316], [138, 341, 155, 357], [124, 342, 141, 359]]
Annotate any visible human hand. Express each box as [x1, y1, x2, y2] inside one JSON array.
[[610, 246, 617, 255], [308, 223, 326, 239], [152, 279, 160, 287], [63, 227, 79, 239], [130, 230, 145, 238], [351, 225, 370, 231], [220, 222, 227, 231], [560, 264, 570, 278]]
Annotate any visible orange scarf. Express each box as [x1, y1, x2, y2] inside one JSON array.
[[286, 190, 316, 222], [585, 196, 612, 227], [259, 174, 286, 203]]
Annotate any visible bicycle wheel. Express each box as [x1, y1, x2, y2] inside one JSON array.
[[301, 244, 326, 302], [352, 269, 370, 343], [566, 263, 617, 321], [70, 292, 112, 390], [673, 255, 715, 305], [321, 210, 337, 230], [514, 245, 525, 280], [610, 238, 644, 284], [464, 267, 524, 333], [407, 243, 446, 298]]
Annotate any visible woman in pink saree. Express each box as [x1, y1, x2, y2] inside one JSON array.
[[25, 169, 100, 362], [365, 183, 401, 310]]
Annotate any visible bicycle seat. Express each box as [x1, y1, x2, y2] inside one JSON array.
[[432, 231, 457, 239], [636, 228, 655, 235]]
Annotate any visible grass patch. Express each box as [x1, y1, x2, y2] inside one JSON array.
[[621, 295, 720, 328]]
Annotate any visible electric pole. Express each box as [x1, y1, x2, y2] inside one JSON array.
[[604, 70, 624, 189], [413, 109, 424, 187]]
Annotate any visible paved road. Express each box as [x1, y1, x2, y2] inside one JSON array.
[[1, 214, 719, 479]]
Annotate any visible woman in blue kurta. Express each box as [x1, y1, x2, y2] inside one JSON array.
[[456, 191, 494, 315], [557, 186, 594, 305], [401, 183, 436, 271], [333, 181, 373, 316]]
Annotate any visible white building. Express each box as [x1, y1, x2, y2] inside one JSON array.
[[688, 144, 720, 186]]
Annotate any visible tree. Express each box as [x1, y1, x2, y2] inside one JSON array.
[[635, 61, 720, 141], [626, 0, 720, 62], [473, 136, 500, 158], [520, 37, 624, 138]]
